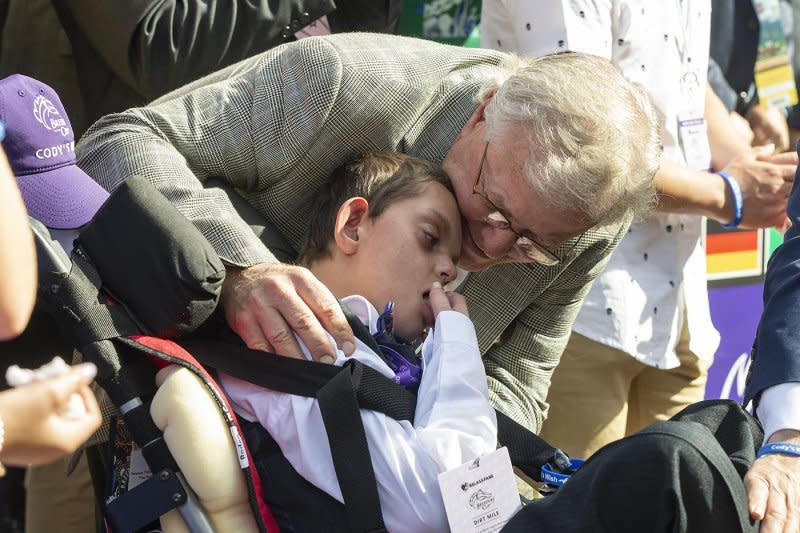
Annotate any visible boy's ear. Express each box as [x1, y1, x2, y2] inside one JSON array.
[[333, 197, 369, 255]]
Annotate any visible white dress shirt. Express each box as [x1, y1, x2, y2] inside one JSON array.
[[482, 0, 719, 369], [220, 296, 498, 533]]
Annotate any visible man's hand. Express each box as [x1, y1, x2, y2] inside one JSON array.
[[428, 281, 469, 318], [220, 262, 355, 362], [722, 146, 797, 228], [744, 429, 800, 532]]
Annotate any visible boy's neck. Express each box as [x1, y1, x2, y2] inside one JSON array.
[[305, 256, 352, 300]]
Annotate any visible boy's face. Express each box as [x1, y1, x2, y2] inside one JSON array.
[[352, 181, 461, 341]]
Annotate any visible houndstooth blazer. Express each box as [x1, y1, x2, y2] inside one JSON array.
[[76, 33, 630, 432]]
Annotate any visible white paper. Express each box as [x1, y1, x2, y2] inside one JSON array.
[[438, 447, 522, 533]]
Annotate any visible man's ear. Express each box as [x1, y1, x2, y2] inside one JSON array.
[[333, 197, 369, 255], [478, 86, 498, 117], [461, 86, 497, 134]]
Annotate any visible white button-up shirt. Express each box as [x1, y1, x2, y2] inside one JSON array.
[[482, 0, 719, 369], [221, 296, 497, 533]]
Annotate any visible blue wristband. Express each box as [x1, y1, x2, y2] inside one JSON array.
[[540, 458, 585, 487], [718, 171, 743, 228], [757, 442, 800, 459]]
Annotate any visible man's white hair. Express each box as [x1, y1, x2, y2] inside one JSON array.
[[478, 52, 662, 226]]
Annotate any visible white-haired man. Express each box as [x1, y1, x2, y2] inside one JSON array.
[[76, 34, 662, 433]]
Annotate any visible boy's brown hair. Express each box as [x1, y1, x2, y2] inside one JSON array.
[[299, 151, 453, 264]]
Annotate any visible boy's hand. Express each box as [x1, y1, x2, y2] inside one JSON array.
[[429, 281, 469, 318]]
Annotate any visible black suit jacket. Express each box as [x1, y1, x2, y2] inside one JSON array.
[[51, 0, 403, 129]]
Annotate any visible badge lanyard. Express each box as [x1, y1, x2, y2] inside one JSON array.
[[675, 0, 712, 171]]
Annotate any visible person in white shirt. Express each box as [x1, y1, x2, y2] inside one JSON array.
[[481, 2, 800, 530], [220, 152, 497, 533]]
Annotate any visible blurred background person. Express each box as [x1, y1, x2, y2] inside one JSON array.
[[709, 0, 794, 154], [1, 0, 404, 137], [481, 0, 795, 457]]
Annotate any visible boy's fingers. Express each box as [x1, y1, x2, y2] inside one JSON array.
[[446, 292, 469, 316], [428, 282, 451, 316]]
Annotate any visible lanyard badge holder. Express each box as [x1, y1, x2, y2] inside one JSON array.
[[674, 1, 712, 172]]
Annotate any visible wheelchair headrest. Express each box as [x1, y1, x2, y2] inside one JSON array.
[[74, 176, 226, 338]]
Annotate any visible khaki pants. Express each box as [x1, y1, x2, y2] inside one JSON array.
[[25, 453, 95, 533], [539, 319, 709, 459]]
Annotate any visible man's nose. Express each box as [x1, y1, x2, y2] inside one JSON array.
[[476, 224, 517, 259]]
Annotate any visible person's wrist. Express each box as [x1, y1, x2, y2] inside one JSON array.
[[718, 171, 743, 228], [758, 441, 800, 459]]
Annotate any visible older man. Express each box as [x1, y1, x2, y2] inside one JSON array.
[[76, 33, 660, 432]]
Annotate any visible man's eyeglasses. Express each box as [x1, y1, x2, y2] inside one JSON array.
[[471, 142, 581, 266]]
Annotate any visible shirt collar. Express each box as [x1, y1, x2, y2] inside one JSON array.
[[341, 295, 381, 335]]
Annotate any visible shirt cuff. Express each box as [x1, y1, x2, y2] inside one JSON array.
[[432, 310, 478, 343], [756, 382, 800, 442]]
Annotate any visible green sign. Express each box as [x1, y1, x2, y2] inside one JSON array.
[[397, 0, 482, 47]]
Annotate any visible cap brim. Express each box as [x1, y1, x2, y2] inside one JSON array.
[[16, 164, 110, 229]]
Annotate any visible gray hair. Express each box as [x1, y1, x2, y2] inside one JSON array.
[[478, 52, 661, 226]]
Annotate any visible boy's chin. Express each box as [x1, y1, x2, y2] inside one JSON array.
[[393, 324, 425, 344]]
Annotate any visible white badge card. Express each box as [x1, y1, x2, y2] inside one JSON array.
[[678, 114, 712, 171], [438, 447, 522, 533]]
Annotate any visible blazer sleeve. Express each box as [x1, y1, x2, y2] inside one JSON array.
[[482, 219, 628, 432], [747, 176, 800, 407], [75, 38, 349, 266], [52, 0, 337, 100]]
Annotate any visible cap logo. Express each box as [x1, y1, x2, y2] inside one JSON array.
[[33, 94, 69, 137]]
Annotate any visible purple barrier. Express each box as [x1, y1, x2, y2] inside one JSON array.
[[705, 283, 763, 404]]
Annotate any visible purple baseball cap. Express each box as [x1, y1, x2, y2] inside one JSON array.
[[0, 74, 108, 229]]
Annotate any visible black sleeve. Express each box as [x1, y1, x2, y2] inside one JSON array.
[[707, 57, 738, 113], [51, 0, 337, 100]]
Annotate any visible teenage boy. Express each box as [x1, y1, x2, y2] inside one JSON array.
[[220, 152, 496, 533]]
